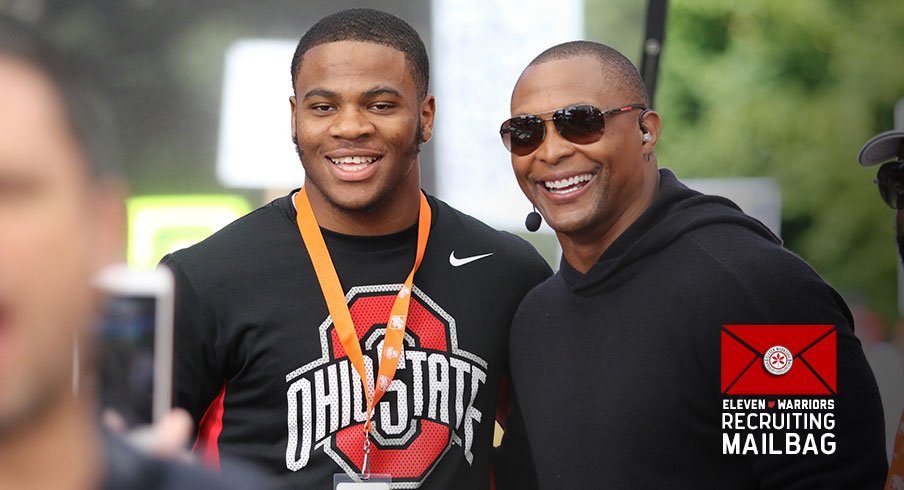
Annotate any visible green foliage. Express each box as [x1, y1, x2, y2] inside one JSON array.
[[589, 0, 904, 326]]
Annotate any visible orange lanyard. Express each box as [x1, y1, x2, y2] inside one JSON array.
[[294, 187, 431, 470]]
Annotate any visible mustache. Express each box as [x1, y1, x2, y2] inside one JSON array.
[[292, 122, 423, 161]]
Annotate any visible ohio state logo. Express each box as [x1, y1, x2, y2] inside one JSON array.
[[284, 284, 488, 488]]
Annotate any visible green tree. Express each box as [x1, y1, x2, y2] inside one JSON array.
[[589, 0, 904, 326]]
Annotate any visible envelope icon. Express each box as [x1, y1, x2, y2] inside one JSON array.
[[721, 324, 836, 395]]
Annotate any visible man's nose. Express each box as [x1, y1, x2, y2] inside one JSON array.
[[329, 107, 376, 140], [535, 121, 576, 165]]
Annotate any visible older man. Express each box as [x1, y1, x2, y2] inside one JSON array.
[[502, 40, 887, 488]]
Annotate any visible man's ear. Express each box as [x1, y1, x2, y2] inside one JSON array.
[[639, 109, 661, 148], [289, 95, 298, 142], [419, 94, 436, 143]]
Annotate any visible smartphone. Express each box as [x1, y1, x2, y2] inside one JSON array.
[[93, 264, 174, 426]]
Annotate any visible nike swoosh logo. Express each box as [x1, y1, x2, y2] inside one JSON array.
[[449, 251, 494, 267]]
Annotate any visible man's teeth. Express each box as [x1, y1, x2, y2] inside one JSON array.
[[329, 156, 379, 165], [544, 173, 592, 192]]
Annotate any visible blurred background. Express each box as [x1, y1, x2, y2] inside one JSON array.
[[3, 0, 902, 453]]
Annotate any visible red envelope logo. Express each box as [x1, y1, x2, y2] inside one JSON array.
[[721, 324, 836, 395]]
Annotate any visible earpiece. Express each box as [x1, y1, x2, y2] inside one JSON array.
[[639, 109, 652, 144]]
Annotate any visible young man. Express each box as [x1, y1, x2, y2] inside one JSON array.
[[0, 15, 252, 490], [162, 9, 549, 489], [857, 128, 904, 490], [502, 40, 887, 488]]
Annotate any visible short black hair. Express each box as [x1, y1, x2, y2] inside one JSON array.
[[528, 40, 649, 107], [0, 15, 121, 181], [290, 8, 430, 97]]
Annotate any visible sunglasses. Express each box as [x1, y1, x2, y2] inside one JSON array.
[[499, 103, 647, 156], [876, 161, 904, 209]]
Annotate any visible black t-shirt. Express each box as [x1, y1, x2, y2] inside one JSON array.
[[162, 192, 550, 489]]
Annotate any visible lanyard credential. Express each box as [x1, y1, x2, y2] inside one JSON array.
[[294, 187, 431, 478]]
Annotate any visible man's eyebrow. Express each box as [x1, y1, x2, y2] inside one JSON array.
[[362, 87, 402, 99], [302, 88, 338, 100]]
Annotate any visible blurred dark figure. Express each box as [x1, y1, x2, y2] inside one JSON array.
[[850, 302, 904, 460], [858, 129, 904, 490], [0, 15, 262, 490]]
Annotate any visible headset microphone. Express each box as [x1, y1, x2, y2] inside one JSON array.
[[525, 207, 542, 232]]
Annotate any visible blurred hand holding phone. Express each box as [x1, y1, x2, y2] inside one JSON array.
[[89, 264, 191, 455]]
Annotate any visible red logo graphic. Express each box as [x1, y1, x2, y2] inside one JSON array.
[[721, 325, 836, 395], [285, 284, 488, 487], [769, 351, 787, 369], [327, 288, 450, 482]]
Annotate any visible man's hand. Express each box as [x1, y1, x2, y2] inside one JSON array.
[[103, 408, 194, 460]]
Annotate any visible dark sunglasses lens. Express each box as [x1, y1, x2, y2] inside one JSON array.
[[553, 105, 605, 144], [877, 162, 904, 209], [502, 117, 545, 156]]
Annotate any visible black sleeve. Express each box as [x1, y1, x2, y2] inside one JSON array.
[[491, 379, 538, 490], [750, 306, 888, 489], [160, 253, 225, 433], [491, 242, 548, 490]]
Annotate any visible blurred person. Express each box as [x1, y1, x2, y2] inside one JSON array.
[[851, 300, 904, 459], [858, 129, 904, 489], [502, 40, 886, 488], [0, 15, 261, 490], [161, 8, 549, 489]]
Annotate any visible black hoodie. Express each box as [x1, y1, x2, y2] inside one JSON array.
[[510, 169, 887, 489]]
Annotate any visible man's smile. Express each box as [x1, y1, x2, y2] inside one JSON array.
[[533, 170, 598, 203], [541, 172, 594, 194], [323, 149, 384, 180]]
